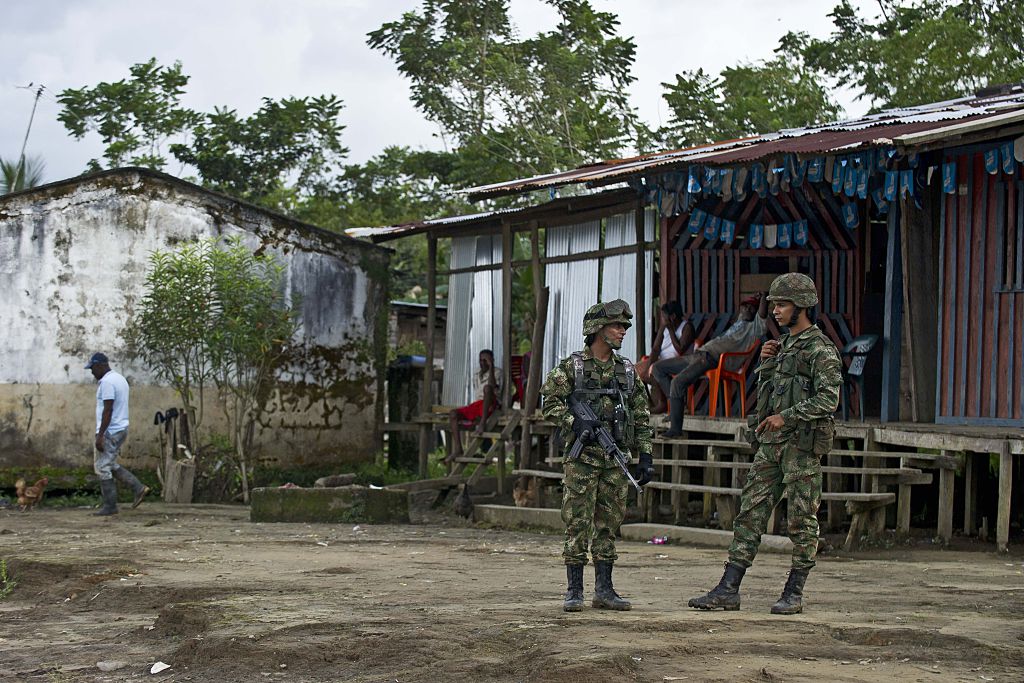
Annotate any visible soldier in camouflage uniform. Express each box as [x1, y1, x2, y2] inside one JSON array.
[[688, 273, 842, 615], [540, 299, 654, 612]]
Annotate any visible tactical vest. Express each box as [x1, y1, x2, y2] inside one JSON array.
[[748, 328, 836, 452], [570, 352, 635, 447]]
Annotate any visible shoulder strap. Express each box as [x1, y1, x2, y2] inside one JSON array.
[[570, 352, 585, 392]]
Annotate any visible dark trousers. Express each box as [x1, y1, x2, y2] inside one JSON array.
[[652, 351, 716, 400]]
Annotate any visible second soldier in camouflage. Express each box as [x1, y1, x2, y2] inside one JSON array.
[[540, 299, 654, 612], [688, 273, 842, 615]]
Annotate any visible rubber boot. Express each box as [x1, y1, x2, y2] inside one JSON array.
[[93, 479, 119, 516], [662, 399, 685, 438], [592, 561, 631, 610], [688, 561, 746, 610], [114, 467, 150, 509], [563, 564, 584, 612], [770, 568, 810, 615]]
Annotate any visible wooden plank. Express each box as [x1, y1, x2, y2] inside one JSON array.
[[635, 199, 647, 358], [958, 159, 974, 418], [963, 452, 976, 536], [946, 166, 961, 418], [988, 181, 1003, 417], [997, 440, 1012, 552], [418, 234, 439, 478], [971, 176, 988, 417], [501, 221, 514, 410], [936, 189, 949, 420], [881, 203, 904, 422], [936, 449, 956, 544], [900, 186, 940, 423]]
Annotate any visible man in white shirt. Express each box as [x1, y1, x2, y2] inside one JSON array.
[[641, 301, 693, 413], [654, 293, 769, 437], [87, 352, 149, 516], [445, 349, 502, 463]]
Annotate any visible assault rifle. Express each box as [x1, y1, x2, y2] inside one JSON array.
[[566, 395, 644, 494]]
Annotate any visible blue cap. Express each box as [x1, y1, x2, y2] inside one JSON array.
[[85, 352, 109, 369]]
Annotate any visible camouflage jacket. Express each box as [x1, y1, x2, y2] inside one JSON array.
[[753, 325, 842, 446], [540, 347, 653, 466]]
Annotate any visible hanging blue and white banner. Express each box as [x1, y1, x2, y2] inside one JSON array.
[[942, 162, 956, 194], [687, 166, 702, 193], [711, 169, 722, 195], [900, 169, 914, 197], [884, 171, 898, 201], [794, 219, 809, 246], [984, 148, 999, 174], [871, 188, 889, 214], [720, 219, 736, 244], [748, 223, 763, 249], [764, 224, 778, 249], [752, 163, 767, 197], [732, 167, 748, 201], [832, 162, 845, 195], [688, 208, 706, 234], [778, 222, 792, 248], [704, 215, 721, 240], [907, 152, 919, 168], [842, 202, 859, 230], [807, 157, 824, 183], [843, 164, 857, 197], [856, 167, 869, 199], [1001, 141, 1017, 174], [793, 159, 807, 188]]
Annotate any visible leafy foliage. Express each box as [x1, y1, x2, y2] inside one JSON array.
[[658, 55, 842, 148], [790, 0, 1024, 110], [0, 155, 45, 194], [129, 238, 295, 500], [368, 0, 641, 182], [58, 58, 201, 170]]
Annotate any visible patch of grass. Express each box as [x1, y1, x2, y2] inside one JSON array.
[[0, 559, 17, 599]]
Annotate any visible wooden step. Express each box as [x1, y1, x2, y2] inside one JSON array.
[[654, 438, 753, 449]]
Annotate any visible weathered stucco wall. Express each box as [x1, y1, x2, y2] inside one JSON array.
[[0, 168, 389, 473]]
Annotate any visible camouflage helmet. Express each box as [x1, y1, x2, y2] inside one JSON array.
[[582, 299, 633, 336], [767, 272, 819, 308]]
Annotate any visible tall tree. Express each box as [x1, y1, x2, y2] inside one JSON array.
[[658, 55, 842, 148], [58, 58, 201, 170], [368, 0, 641, 183], [791, 0, 1024, 110]]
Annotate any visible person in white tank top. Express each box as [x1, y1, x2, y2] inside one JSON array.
[[640, 301, 693, 413]]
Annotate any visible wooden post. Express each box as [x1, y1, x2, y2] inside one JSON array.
[[518, 224, 547, 470], [936, 449, 955, 545], [899, 188, 939, 422], [635, 199, 647, 358], [499, 221, 514, 494], [897, 480, 912, 535], [417, 234, 438, 478], [997, 440, 1012, 552], [963, 452, 976, 536]]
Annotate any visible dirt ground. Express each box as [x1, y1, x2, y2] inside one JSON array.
[[1, 501, 1022, 683]]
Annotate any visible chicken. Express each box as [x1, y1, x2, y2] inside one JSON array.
[[15, 477, 48, 511], [512, 476, 537, 508], [453, 483, 474, 520]]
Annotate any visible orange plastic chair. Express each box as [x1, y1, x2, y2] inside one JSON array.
[[687, 341, 761, 417]]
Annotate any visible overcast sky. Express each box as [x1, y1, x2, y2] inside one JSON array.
[[0, 0, 878, 184]]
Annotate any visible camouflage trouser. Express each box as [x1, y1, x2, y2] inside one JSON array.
[[728, 441, 822, 570], [561, 459, 628, 565]]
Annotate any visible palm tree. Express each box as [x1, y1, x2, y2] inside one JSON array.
[[1, 155, 46, 194]]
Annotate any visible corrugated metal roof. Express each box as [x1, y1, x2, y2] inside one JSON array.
[[464, 87, 1024, 200]]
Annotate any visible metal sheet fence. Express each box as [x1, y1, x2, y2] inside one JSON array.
[[543, 221, 600, 376], [601, 209, 655, 361]]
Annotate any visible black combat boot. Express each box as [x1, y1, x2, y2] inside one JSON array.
[[113, 467, 150, 508], [93, 479, 119, 516], [563, 564, 584, 612], [688, 561, 746, 610], [592, 560, 631, 610], [770, 567, 810, 615], [662, 399, 684, 438]]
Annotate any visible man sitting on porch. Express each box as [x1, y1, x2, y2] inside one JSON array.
[[445, 349, 502, 463], [654, 292, 769, 437], [638, 301, 694, 414]]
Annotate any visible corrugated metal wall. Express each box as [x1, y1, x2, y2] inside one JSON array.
[[442, 235, 503, 405], [543, 221, 600, 376], [936, 149, 1024, 426], [601, 209, 655, 361]]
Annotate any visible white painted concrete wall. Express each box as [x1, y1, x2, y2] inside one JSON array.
[[0, 169, 389, 473]]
